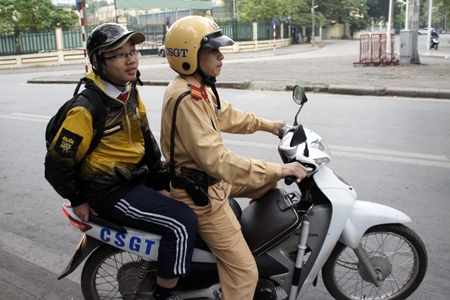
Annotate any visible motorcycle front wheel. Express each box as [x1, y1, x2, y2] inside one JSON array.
[[81, 245, 157, 300], [322, 224, 427, 300]]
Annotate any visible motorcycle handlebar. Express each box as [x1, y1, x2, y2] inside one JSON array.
[[278, 125, 294, 139], [284, 176, 301, 185]]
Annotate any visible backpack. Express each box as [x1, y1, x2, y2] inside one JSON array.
[[45, 78, 106, 155]]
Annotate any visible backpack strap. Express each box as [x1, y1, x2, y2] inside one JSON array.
[[78, 88, 106, 155], [169, 91, 192, 178]]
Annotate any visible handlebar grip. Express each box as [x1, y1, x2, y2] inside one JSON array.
[[278, 126, 291, 139], [284, 176, 295, 185]]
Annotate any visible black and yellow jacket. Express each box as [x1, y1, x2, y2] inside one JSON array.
[[45, 71, 168, 212]]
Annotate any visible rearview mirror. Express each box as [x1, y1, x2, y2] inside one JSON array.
[[292, 85, 308, 105]]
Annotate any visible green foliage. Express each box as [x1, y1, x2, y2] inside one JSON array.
[[367, 0, 389, 24], [239, 0, 369, 30], [0, 0, 79, 35], [435, 0, 450, 15], [317, 0, 370, 30], [239, 0, 313, 25]]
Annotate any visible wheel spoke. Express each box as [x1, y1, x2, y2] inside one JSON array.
[[322, 225, 426, 300]]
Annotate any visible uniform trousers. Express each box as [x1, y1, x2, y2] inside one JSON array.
[[99, 183, 198, 279], [171, 180, 277, 300]]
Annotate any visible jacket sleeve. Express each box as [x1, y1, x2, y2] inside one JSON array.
[[217, 98, 274, 134], [138, 93, 170, 191], [175, 97, 282, 187], [45, 106, 94, 207]]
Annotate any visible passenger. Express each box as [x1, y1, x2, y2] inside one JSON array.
[[45, 23, 197, 300]]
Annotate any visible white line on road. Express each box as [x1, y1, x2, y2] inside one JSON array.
[[0, 231, 80, 284], [0, 114, 49, 122], [12, 112, 50, 119], [4, 113, 448, 168]]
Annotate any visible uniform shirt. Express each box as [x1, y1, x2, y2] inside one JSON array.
[[161, 74, 282, 188]]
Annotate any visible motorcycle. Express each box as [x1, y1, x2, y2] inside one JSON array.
[[430, 36, 439, 50], [58, 85, 428, 300]]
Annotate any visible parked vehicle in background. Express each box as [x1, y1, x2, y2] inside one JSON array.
[[158, 45, 166, 57], [418, 28, 429, 35]]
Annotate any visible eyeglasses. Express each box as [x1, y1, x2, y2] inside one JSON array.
[[103, 50, 141, 62]]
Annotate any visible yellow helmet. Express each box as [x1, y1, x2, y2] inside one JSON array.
[[165, 16, 235, 75]]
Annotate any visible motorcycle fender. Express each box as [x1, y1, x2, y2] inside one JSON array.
[[57, 234, 104, 280], [339, 200, 412, 249]]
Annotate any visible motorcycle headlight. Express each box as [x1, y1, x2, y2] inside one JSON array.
[[314, 156, 331, 167], [310, 138, 332, 158]]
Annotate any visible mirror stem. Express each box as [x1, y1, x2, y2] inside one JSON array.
[[304, 144, 309, 157]]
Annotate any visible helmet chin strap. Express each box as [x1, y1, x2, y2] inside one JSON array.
[[198, 69, 221, 111]]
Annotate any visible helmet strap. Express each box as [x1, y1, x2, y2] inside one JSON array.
[[198, 69, 221, 110]]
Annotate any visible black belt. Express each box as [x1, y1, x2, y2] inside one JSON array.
[[171, 175, 220, 190]]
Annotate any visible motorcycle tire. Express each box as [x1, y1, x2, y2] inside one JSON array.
[[322, 224, 428, 300], [81, 245, 157, 300]]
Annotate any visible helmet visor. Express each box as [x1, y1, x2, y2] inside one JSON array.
[[201, 31, 235, 49]]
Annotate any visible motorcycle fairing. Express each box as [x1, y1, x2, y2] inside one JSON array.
[[340, 200, 412, 249], [58, 234, 104, 280]]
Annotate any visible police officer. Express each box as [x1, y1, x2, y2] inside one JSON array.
[[160, 16, 307, 300]]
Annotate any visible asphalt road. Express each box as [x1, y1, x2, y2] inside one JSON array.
[[1, 76, 450, 299], [1, 36, 449, 299]]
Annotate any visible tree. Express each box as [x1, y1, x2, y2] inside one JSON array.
[[239, 0, 316, 26], [317, 0, 370, 30], [0, 0, 79, 35]]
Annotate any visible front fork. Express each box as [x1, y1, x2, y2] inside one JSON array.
[[353, 245, 382, 287]]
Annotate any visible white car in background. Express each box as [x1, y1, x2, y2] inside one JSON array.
[[418, 28, 429, 35]]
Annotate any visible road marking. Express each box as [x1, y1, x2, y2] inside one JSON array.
[[330, 145, 449, 161], [0, 231, 80, 284], [0, 113, 49, 123], [13, 112, 50, 119], [5, 114, 448, 168]]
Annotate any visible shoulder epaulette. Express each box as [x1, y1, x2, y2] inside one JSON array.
[[191, 85, 208, 100]]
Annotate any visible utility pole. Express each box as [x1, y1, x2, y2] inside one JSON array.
[[426, 0, 433, 53], [311, 1, 318, 47], [411, 0, 421, 63]]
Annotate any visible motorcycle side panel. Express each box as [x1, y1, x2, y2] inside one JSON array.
[[265, 205, 332, 297], [339, 200, 412, 249], [64, 204, 161, 260]]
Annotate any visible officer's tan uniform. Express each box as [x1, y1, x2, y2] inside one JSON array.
[[161, 74, 282, 300]]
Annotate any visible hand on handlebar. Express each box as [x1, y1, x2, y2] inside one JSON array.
[[281, 162, 308, 184], [271, 120, 286, 136]]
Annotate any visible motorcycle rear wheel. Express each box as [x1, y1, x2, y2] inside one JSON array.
[[81, 245, 157, 300], [322, 224, 427, 300]]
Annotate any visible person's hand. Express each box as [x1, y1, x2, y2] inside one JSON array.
[[158, 189, 171, 197], [73, 202, 97, 222], [271, 120, 286, 136], [281, 162, 308, 181]]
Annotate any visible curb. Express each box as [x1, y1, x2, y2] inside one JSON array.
[[27, 78, 450, 100]]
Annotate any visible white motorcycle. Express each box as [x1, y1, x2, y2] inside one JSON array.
[[430, 36, 439, 50], [58, 85, 427, 300]]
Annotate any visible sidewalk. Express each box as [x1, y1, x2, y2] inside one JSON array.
[[27, 39, 450, 99]]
